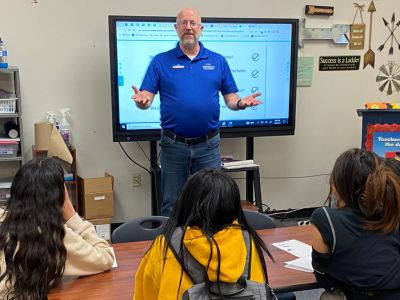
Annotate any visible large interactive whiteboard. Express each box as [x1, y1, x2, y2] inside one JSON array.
[[109, 16, 298, 141]]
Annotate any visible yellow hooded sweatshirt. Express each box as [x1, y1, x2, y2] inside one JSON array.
[[133, 223, 265, 300]]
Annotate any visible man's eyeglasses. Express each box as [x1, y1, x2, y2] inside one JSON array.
[[176, 20, 201, 28]]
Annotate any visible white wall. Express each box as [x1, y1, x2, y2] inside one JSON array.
[[1, 0, 399, 222]]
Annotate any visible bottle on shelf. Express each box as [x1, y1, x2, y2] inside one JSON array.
[[46, 111, 56, 124], [0, 38, 8, 69], [59, 108, 71, 149]]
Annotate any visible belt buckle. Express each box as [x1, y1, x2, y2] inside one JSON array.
[[185, 137, 197, 145]]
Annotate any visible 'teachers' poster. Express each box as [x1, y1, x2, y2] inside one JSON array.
[[372, 131, 400, 158]]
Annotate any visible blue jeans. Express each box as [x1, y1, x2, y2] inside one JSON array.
[[160, 131, 221, 216]]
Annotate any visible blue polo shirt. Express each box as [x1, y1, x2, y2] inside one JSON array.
[[140, 42, 238, 137]]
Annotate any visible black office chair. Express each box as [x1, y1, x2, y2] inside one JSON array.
[[243, 209, 276, 230], [243, 210, 296, 300], [112, 216, 169, 243]]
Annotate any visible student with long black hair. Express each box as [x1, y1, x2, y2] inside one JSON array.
[[134, 168, 273, 299], [311, 149, 400, 300], [0, 157, 114, 299]]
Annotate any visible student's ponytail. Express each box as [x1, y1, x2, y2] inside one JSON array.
[[361, 164, 400, 234]]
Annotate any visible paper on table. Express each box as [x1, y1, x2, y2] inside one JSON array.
[[110, 247, 118, 268], [284, 256, 314, 273], [272, 239, 312, 258], [273, 239, 314, 273]]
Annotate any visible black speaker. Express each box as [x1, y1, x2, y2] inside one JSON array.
[[4, 121, 19, 138]]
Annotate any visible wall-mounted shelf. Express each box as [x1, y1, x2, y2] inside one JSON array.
[[0, 67, 24, 204], [0, 157, 23, 162], [0, 113, 18, 118]]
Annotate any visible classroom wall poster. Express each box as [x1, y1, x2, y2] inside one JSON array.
[[365, 124, 400, 159]]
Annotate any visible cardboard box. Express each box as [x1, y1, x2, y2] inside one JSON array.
[[88, 217, 111, 242], [34, 122, 53, 151], [78, 173, 114, 219], [34, 122, 72, 163]]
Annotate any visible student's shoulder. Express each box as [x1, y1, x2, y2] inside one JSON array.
[[311, 207, 340, 226], [145, 234, 174, 266], [311, 206, 329, 219], [148, 234, 167, 255], [312, 207, 359, 229]]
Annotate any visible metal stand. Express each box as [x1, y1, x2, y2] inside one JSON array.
[[246, 137, 254, 203], [150, 141, 161, 215]]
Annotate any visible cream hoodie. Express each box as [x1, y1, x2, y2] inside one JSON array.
[[0, 209, 114, 297]]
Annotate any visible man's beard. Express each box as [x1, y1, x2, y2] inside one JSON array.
[[181, 34, 198, 48]]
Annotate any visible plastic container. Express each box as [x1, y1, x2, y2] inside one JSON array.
[[0, 98, 17, 113], [0, 38, 8, 69], [0, 89, 17, 114], [0, 141, 18, 158]]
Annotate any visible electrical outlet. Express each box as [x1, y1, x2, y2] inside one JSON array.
[[132, 173, 141, 187], [297, 220, 311, 226]]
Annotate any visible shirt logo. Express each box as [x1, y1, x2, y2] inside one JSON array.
[[202, 63, 215, 71], [172, 64, 185, 69]]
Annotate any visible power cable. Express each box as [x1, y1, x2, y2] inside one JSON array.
[[262, 173, 330, 179], [231, 173, 330, 180], [136, 141, 150, 161], [267, 199, 326, 219], [118, 142, 151, 174]]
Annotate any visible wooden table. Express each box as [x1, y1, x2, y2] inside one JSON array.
[[260, 226, 318, 293], [48, 226, 317, 299]]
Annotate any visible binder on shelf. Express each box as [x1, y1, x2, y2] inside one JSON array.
[[221, 159, 260, 170]]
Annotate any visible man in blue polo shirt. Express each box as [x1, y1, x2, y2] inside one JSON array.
[[132, 7, 262, 216]]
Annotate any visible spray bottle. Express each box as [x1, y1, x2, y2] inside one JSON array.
[[59, 108, 71, 149], [46, 111, 56, 124]]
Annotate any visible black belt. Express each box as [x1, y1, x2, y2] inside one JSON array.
[[163, 129, 219, 145]]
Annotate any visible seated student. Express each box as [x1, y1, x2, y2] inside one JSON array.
[[384, 156, 400, 175], [0, 157, 114, 299], [311, 148, 400, 300], [134, 168, 273, 300]]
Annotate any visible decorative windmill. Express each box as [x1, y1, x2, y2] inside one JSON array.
[[376, 61, 400, 95]]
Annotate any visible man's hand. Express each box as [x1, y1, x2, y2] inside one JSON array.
[[238, 92, 263, 109], [62, 185, 76, 222], [131, 85, 152, 109]]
